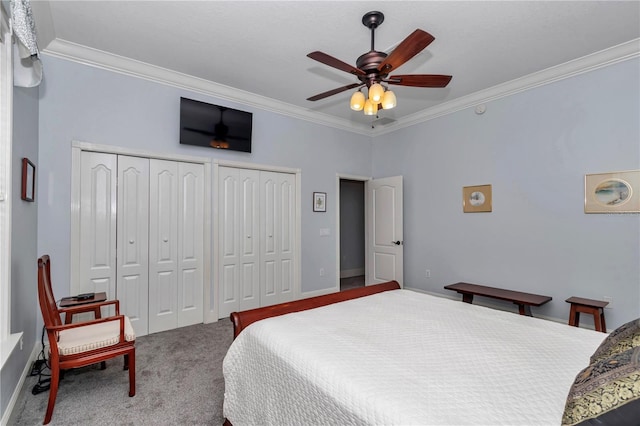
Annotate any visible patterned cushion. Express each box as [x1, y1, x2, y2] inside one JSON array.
[[590, 318, 640, 364], [562, 346, 640, 426], [56, 316, 136, 356]]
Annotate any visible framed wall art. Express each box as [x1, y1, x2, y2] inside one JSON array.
[[313, 192, 326, 212], [21, 158, 35, 202], [584, 170, 639, 213], [463, 184, 492, 213]]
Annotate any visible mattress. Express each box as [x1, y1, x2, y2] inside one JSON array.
[[223, 289, 606, 425]]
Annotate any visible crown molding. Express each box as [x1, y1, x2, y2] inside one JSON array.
[[42, 37, 639, 138], [41, 39, 374, 136], [378, 38, 640, 136]]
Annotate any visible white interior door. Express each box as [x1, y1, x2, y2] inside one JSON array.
[[177, 162, 204, 327], [148, 159, 179, 334], [218, 167, 261, 318], [260, 171, 295, 306], [79, 152, 117, 300], [117, 155, 150, 336], [365, 176, 404, 287]]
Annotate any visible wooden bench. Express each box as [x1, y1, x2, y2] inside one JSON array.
[[444, 282, 552, 317]]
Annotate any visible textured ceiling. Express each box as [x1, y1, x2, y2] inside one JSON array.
[[30, 1, 640, 133]]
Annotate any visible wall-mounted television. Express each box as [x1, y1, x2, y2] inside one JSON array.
[[179, 97, 252, 153]]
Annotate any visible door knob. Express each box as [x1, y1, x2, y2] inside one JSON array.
[[392, 240, 403, 245]]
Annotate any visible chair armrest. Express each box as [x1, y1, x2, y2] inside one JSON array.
[[48, 315, 129, 343], [58, 299, 121, 316]]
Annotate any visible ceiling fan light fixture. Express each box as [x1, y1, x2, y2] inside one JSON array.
[[381, 90, 397, 109], [368, 83, 384, 102], [363, 99, 378, 116], [350, 90, 365, 111]]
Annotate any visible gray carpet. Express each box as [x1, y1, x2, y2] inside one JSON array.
[[8, 320, 234, 425]]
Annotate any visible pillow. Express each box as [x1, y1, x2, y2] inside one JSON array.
[[562, 346, 640, 426], [590, 318, 640, 364]]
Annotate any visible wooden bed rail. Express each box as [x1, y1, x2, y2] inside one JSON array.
[[229, 280, 401, 338]]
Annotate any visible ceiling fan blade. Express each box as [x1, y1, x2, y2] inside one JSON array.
[[307, 83, 363, 101], [307, 51, 366, 76], [387, 74, 452, 88], [377, 29, 435, 73]]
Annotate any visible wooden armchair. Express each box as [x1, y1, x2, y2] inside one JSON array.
[[37, 255, 136, 424]]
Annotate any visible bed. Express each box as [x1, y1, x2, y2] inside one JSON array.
[[223, 282, 639, 425]]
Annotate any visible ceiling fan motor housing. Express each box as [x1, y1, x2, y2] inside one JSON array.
[[356, 51, 389, 87]]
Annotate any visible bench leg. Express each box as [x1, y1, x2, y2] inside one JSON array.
[[599, 310, 607, 333], [461, 293, 474, 304], [518, 304, 532, 317], [568, 305, 579, 327]]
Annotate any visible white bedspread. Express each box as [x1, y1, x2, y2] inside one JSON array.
[[223, 290, 606, 425]]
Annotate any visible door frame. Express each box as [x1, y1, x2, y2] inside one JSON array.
[[213, 159, 302, 321], [335, 173, 371, 291], [70, 140, 212, 320]]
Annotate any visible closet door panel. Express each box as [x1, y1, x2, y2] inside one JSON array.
[[260, 172, 279, 306], [278, 174, 296, 303], [149, 159, 179, 334], [238, 169, 260, 311], [177, 162, 204, 327], [117, 155, 150, 336], [218, 168, 240, 318], [80, 152, 117, 304]]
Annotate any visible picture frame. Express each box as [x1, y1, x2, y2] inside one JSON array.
[[463, 184, 492, 213], [313, 192, 326, 212], [584, 170, 640, 213], [21, 158, 35, 202]]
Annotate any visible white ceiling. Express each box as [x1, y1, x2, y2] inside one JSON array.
[[30, 1, 640, 134]]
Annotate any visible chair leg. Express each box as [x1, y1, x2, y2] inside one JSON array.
[[44, 365, 60, 425], [128, 348, 136, 397], [100, 361, 106, 370], [123, 354, 129, 370]]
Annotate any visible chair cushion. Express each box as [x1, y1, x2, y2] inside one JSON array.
[[56, 316, 135, 356]]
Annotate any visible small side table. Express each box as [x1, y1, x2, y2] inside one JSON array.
[[59, 292, 108, 324], [566, 296, 608, 333]]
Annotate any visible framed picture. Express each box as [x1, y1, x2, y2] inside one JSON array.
[[21, 158, 35, 202], [313, 192, 326, 212], [584, 170, 640, 213], [463, 184, 492, 213]]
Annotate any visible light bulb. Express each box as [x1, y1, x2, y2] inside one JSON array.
[[368, 83, 384, 103], [350, 90, 365, 111], [381, 90, 396, 109], [363, 99, 378, 116]]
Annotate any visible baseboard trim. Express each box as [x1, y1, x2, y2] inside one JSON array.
[[340, 268, 364, 279], [1, 342, 41, 426]]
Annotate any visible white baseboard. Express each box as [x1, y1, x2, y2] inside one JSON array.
[[1, 341, 41, 426], [340, 268, 364, 279]]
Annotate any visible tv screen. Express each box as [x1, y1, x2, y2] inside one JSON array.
[[180, 97, 252, 152]]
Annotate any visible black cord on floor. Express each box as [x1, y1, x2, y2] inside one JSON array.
[[31, 325, 51, 395]]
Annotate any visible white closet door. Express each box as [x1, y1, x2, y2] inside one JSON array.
[[177, 162, 204, 327], [79, 152, 117, 301], [117, 156, 150, 336], [260, 171, 295, 306], [148, 159, 179, 334], [218, 167, 260, 318]]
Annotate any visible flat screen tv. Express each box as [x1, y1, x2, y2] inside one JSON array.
[[179, 97, 252, 153]]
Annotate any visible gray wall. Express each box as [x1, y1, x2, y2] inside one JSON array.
[[340, 180, 364, 275], [36, 55, 373, 302], [1, 86, 39, 418], [373, 58, 640, 329]]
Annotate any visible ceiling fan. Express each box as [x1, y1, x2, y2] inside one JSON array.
[[306, 11, 452, 115]]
